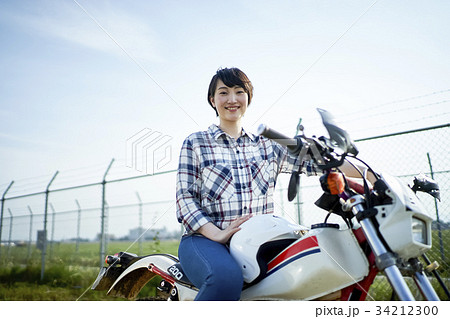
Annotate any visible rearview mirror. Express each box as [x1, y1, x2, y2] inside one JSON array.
[[317, 108, 358, 156], [411, 174, 440, 201]]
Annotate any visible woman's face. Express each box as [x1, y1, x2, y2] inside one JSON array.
[[210, 79, 248, 123]]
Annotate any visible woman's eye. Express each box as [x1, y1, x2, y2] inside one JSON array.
[[219, 91, 227, 95]]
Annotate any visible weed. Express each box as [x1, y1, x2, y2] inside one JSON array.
[[0, 240, 179, 300]]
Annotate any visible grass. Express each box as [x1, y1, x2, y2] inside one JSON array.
[[367, 275, 449, 301], [1, 231, 448, 301], [429, 229, 450, 277], [0, 240, 179, 301]]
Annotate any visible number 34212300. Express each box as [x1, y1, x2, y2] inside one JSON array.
[[375, 305, 438, 316]]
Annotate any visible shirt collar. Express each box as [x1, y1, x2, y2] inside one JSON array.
[[208, 124, 256, 142]]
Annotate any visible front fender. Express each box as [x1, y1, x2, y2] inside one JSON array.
[[107, 254, 178, 300]]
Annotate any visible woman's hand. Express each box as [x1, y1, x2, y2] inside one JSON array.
[[197, 215, 252, 244]]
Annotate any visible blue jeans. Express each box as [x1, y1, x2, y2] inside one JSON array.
[[178, 235, 243, 301]]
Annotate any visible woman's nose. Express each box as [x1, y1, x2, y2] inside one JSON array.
[[228, 93, 237, 103]]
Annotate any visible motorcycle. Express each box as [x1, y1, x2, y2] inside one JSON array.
[[92, 108, 446, 301]]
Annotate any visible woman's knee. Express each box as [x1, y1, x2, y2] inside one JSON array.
[[202, 278, 242, 300], [203, 264, 243, 299]]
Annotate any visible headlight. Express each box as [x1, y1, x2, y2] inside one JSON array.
[[412, 217, 427, 244]]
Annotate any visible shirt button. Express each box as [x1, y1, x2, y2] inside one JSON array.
[[243, 206, 248, 210], [236, 150, 240, 154], [240, 166, 244, 169]]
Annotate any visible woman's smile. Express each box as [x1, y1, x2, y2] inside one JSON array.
[[224, 105, 240, 111]]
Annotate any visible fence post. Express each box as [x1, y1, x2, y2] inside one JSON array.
[[105, 201, 109, 257], [296, 178, 302, 224], [40, 171, 59, 281], [295, 118, 302, 224], [27, 206, 33, 260], [75, 200, 81, 253], [278, 180, 285, 217], [7, 208, 13, 258], [100, 159, 114, 268], [49, 203, 56, 260], [0, 180, 14, 258], [136, 192, 143, 255], [427, 152, 444, 262]]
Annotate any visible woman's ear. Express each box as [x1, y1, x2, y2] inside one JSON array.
[[210, 96, 215, 107]]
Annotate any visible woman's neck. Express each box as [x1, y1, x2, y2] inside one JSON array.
[[219, 120, 242, 139]]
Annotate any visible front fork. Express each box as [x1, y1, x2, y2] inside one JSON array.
[[410, 259, 440, 301], [346, 196, 439, 301]]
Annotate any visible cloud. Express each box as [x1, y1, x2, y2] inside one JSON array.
[[0, 132, 69, 150], [3, 1, 163, 63]]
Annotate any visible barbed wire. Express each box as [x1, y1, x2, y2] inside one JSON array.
[[351, 111, 450, 134], [340, 100, 450, 124], [344, 88, 450, 117]]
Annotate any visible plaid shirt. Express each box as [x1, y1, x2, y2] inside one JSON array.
[[176, 124, 318, 234]]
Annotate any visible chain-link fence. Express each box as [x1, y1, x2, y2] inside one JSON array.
[[0, 124, 448, 300], [359, 124, 449, 300]]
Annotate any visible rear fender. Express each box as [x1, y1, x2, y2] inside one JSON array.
[[107, 254, 178, 300]]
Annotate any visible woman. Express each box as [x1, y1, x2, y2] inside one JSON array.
[[175, 67, 316, 300]]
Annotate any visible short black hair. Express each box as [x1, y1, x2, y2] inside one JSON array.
[[207, 67, 253, 116]]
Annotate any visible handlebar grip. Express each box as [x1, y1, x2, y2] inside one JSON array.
[[257, 124, 300, 152]]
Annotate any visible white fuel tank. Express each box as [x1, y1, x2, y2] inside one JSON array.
[[241, 224, 369, 300]]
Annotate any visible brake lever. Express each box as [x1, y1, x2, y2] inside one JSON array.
[[300, 135, 345, 170], [317, 155, 346, 170]]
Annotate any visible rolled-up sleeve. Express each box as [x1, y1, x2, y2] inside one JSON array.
[[176, 137, 212, 233]]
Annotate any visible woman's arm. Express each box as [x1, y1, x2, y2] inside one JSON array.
[[176, 137, 212, 233]]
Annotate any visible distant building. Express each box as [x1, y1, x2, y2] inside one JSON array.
[[127, 226, 179, 240]]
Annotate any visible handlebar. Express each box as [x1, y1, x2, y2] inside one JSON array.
[[258, 123, 344, 170], [257, 124, 301, 153]]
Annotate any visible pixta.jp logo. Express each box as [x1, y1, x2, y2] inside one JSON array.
[[126, 128, 172, 174]]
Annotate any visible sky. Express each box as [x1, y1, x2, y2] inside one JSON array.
[[0, 0, 449, 239]]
